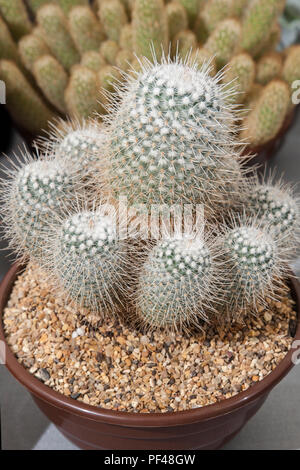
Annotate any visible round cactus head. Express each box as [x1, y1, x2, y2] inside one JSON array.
[[221, 221, 283, 316], [136, 233, 220, 332], [104, 57, 245, 215], [0, 153, 84, 262], [49, 209, 131, 316]]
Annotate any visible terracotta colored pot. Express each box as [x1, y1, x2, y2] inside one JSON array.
[[1, 264, 299, 450]]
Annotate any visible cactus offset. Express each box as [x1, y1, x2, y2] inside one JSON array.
[[119, 23, 133, 51], [37, 4, 80, 71], [199, 0, 233, 40], [132, 0, 169, 61], [65, 65, 102, 120], [80, 50, 106, 71], [282, 45, 300, 90], [223, 53, 255, 104], [56, 0, 89, 14], [177, 0, 201, 27], [99, 39, 120, 65], [172, 29, 197, 59], [0, 15, 21, 64], [167, 1, 188, 40], [33, 55, 68, 114], [68, 5, 104, 54], [241, 80, 290, 147], [18, 33, 49, 71]]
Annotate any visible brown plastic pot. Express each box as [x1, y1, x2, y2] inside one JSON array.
[[1, 264, 300, 450]]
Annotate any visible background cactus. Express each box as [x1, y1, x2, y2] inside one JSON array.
[[99, 39, 119, 65], [0, 0, 32, 41], [205, 18, 241, 70], [256, 52, 283, 85], [132, 0, 168, 61], [282, 45, 300, 89], [65, 65, 102, 119], [166, 1, 188, 40], [0, 16, 22, 64], [98, 0, 128, 43], [68, 5, 104, 54], [18, 33, 50, 71], [241, 79, 290, 146], [222, 53, 255, 104]]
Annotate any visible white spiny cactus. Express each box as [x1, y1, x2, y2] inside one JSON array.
[[103, 56, 246, 216], [0, 150, 85, 262]]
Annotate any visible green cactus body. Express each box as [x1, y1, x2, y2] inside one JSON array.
[[98, 65, 122, 108], [37, 4, 80, 71], [2, 157, 83, 262], [205, 18, 242, 70], [246, 183, 299, 245], [99, 0, 128, 42], [51, 210, 130, 315], [68, 5, 105, 54], [244, 82, 263, 110], [33, 55, 68, 114], [201, 0, 233, 35], [132, 0, 168, 61], [0, 16, 20, 63], [221, 224, 279, 315], [167, 1, 189, 36], [172, 29, 197, 59], [241, 80, 290, 147], [231, 0, 248, 17], [26, 0, 52, 14], [0, 0, 32, 41], [99, 39, 119, 65], [241, 0, 282, 57], [136, 236, 216, 331], [56, 0, 89, 14], [115, 49, 134, 72], [256, 52, 282, 86], [120, 23, 133, 51], [65, 65, 102, 119], [18, 33, 49, 71], [80, 50, 106, 71], [223, 53, 255, 104], [0, 60, 53, 135], [282, 45, 300, 90], [189, 48, 217, 76], [104, 60, 244, 214]]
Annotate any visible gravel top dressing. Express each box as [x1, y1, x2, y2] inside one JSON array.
[[3, 265, 297, 413]]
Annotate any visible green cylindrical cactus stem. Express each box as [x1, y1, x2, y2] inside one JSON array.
[[120, 23, 133, 51], [80, 50, 106, 71], [167, 1, 188, 39], [18, 33, 49, 71], [231, 0, 248, 17], [256, 52, 282, 86], [37, 4, 80, 71], [26, 0, 51, 14], [99, 39, 119, 65], [205, 18, 241, 70], [0, 0, 32, 41], [68, 5, 105, 54], [65, 65, 102, 120], [56, 0, 89, 14], [33, 55, 68, 114], [115, 49, 134, 72], [177, 0, 202, 27], [0, 16, 20, 63], [282, 45, 300, 90], [244, 82, 263, 110], [132, 0, 169, 61], [98, 65, 121, 108], [223, 53, 255, 104], [0, 60, 54, 135], [98, 0, 128, 42], [241, 80, 290, 147], [200, 0, 233, 35], [241, 0, 282, 57], [172, 29, 197, 59], [189, 48, 217, 76]]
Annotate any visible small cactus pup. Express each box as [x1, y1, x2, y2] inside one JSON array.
[[282, 45, 300, 92], [256, 52, 283, 86], [104, 56, 245, 216], [205, 18, 242, 70], [0, 151, 85, 263], [219, 219, 285, 318], [245, 176, 300, 253], [0, 0, 32, 41], [222, 53, 255, 104], [241, 79, 290, 147], [98, 0, 128, 43], [47, 208, 132, 318], [166, 1, 188, 40], [132, 0, 169, 61], [68, 5, 105, 54], [135, 232, 220, 333]]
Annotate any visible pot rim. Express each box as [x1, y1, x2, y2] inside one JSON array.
[[1, 263, 299, 428]]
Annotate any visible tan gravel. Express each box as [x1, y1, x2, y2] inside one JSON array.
[[3, 264, 297, 413]]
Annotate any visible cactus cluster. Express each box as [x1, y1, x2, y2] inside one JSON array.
[[1, 58, 299, 334], [0, 0, 297, 150]]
